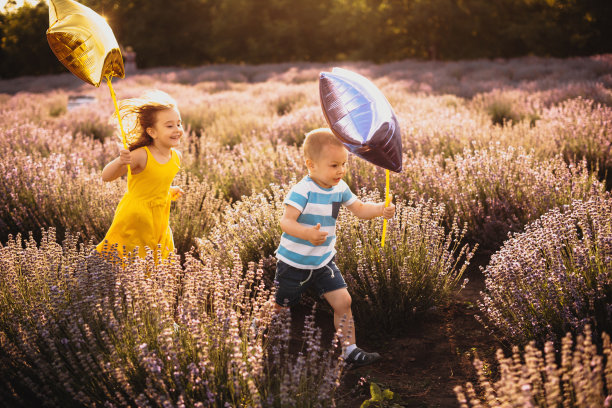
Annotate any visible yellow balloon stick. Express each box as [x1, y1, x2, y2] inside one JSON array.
[[106, 76, 130, 175], [46, 0, 128, 175], [381, 169, 390, 247]]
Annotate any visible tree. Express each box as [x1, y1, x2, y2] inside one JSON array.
[[112, 0, 213, 68], [0, 1, 64, 78]]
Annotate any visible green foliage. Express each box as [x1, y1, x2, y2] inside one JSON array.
[[69, 114, 116, 141], [486, 98, 522, 126], [112, 0, 213, 68], [47, 95, 67, 117], [2, 0, 611, 77], [0, 2, 65, 78], [210, 0, 335, 63], [360, 382, 401, 408]]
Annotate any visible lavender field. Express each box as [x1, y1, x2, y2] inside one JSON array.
[[1, 55, 611, 407]]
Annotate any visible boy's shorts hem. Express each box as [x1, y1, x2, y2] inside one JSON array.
[[274, 258, 347, 307]]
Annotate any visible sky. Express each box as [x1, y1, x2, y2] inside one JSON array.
[[1, 0, 39, 11]]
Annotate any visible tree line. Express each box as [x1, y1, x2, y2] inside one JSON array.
[[1, 0, 611, 78]]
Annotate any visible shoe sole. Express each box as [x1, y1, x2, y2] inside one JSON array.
[[346, 355, 381, 369]]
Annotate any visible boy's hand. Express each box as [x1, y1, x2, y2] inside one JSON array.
[[170, 186, 184, 201], [308, 223, 328, 246], [381, 202, 396, 219], [118, 148, 131, 166]]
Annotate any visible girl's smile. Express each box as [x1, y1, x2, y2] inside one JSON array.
[[147, 107, 184, 151]]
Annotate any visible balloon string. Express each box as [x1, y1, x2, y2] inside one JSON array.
[[106, 76, 130, 176], [381, 169, 390, 248]]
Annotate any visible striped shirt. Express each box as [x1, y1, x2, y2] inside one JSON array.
[[276, 176, 357, 269]]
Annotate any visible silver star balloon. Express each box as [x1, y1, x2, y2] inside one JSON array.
[[319, 68, 402, 173]]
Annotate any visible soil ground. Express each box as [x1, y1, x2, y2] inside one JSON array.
[[288, 254, 505, 408]]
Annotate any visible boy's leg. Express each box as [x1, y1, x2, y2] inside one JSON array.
[[320, 268, 380, 369], [322, 288, 355, 346], [275, 260, 312, 308], [251, 260, 310, 338], [323, 287, 380, 367]]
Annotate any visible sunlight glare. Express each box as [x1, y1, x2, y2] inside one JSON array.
[[1, 0, 40, 11]]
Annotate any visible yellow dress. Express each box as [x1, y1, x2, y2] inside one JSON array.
[[97, 146, 180, 260]]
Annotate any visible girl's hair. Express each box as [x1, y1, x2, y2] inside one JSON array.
[[114, 90, 178, 151], [303, 128, 344, 161]]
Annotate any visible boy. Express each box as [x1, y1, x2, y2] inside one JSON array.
[[275, 128, 396, 368]]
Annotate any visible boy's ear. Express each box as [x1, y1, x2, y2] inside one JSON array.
[[305, 157, 314, 170]]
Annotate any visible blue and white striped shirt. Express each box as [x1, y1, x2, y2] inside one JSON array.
[[276, 176, 357, 269]]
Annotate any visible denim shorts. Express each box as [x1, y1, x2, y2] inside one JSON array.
[[274, 257, 347, 307]]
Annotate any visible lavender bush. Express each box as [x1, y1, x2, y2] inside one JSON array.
[[0, 151, 225, 254], [169, 172, 226, 255], [0, 229, 344, 407], [2, 58, 609, 247], [349, 146, 605, 249], [0, 151, 119, 243], [455, 326, 612, 407], [335, 192, 475, 334], [537, 98, 612, 183], [184, 139, 303, 202], [196, 183, 287, 275], [0, 55, 610, 404], [198, 186, 474, 334], [478, 195, 612, 344]]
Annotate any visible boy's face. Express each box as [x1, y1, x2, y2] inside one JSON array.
[[306, 144, 348, 189]]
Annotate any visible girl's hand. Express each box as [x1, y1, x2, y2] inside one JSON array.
[[308, 223, 328, 246], [118, 149, 131, 166], [170, 186, 184, 201], [381, 202, 396, 219]]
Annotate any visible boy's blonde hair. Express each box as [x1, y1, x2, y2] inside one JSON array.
[[303, 128, 344, 161]]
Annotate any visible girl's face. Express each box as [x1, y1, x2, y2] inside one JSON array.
[[146, 107, 183, 149], [306, 144, 348, 189]]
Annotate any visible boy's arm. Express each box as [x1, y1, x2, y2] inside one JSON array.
[[346, 199, 396, 220], [280, 205, 328, 246]]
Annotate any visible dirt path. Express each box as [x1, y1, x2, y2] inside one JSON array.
[[328, 254, 504, 407]]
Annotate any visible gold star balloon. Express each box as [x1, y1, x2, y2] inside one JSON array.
[[46, 0, 124, 87], [46, 0, 130, 161]]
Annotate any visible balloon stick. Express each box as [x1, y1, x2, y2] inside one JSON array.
[[381, 169, 390, 247], [106, 76, 130, 175]]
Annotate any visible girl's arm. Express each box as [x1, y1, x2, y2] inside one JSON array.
[[280, 204, 328, 246], [346, 199, 396, 220], [169, 185, 184, 200], [101, 148, 147, 182], [169, 149, 184, 200]]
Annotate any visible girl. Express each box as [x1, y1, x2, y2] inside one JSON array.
[[97, 90, 184, 261]]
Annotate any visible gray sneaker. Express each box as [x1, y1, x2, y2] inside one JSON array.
[[345, 347, 381, 368]]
